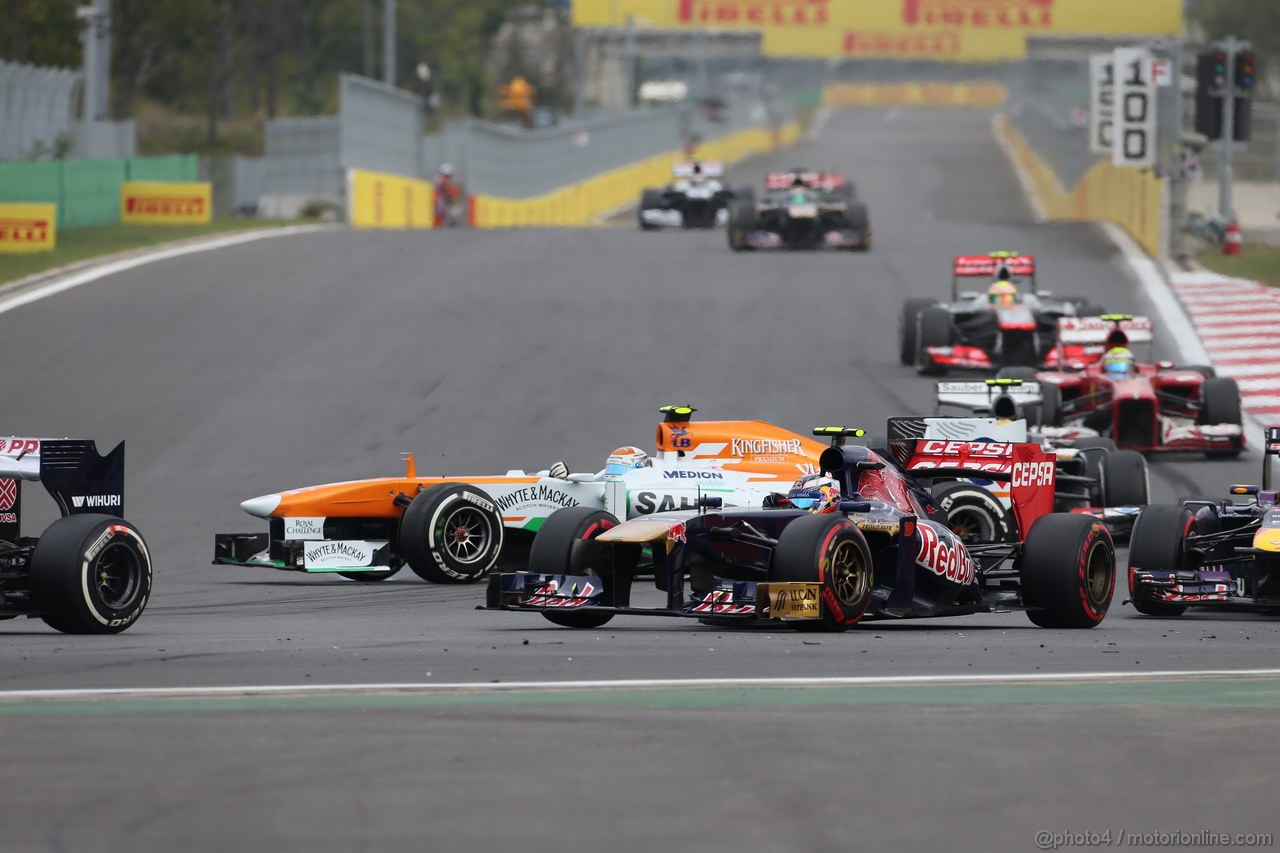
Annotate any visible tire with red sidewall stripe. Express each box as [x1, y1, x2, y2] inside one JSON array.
[[528, 507, 619, 628], [30, 514, 152, 634], [1018, 513, 1115, 628], [770, 514, 873, 632], [1126, 504, 1192, 616], [400, 483, 504, 584]]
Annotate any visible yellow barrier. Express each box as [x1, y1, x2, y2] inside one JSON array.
[[0, 203, 57, 253], [470, 122, 800, 229], [347, 169, 435, 229], [824, 82, 1007, 108], [996, 115, 1162, 257], [120, 181, 212, 225]]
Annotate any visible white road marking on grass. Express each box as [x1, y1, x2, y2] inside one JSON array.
[[4, 669, 1280, 701]]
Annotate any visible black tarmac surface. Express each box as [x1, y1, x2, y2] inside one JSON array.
[[1, 109, 1276, 852]]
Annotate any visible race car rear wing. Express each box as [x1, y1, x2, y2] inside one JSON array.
[[1056, 314, 1153, 347], [673, 161, 723, 178], [882, 417, 1055, 539], [0, 438, 126, 538], [952, 252, 1036, 300], [764, 171, 845, 192], [935, 379, 1043, 419]]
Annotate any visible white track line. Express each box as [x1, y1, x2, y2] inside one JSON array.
[[4, 669, 1280, 701], [0, 224, 333, 317]]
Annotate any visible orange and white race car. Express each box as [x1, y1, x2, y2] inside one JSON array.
[[213, 407, 825, 584]]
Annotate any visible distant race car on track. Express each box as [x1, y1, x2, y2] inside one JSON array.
[[485, 425, 1117, 632], [1128, 427, 1280, 617], [901, 252, 1105, 375], [0, 437, 151, 634], [215, 406, 829, 585], [727, 169, 870, 251], [638, 161, 749, 230], [1026, 314, 1244, 457]]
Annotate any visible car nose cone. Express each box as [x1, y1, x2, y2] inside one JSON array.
[[240, 493, 282, 517]]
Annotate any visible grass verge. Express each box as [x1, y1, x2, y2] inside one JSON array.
[[0, 219, 308, 286], [1196, 243, 1280, 286]]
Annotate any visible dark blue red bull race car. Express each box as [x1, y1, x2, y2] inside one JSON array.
[[485, 421, 1116, 632]]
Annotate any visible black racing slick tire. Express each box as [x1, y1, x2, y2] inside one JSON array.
[[916, 307, 953, 375], [638, 189, 663, 230], [1038, 381, 1063, 429], [30, 514, 152, 634], [1018, 514, 1115, 628], [931, 481, 1014, 544], [770, 515, 873, 632], [1100, 450, 1150, 507], [527, 507, 619, 628], [727, 199, 755, 251], [1200, 377, 1244, 458], [400, 483, 504, 584], [1071, 437, 1117, 482], [1126, 504, 1193, 616], [900, 298, 936, 366], [845, 202, 871, 251]]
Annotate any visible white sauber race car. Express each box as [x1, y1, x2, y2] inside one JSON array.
[[638, 161, 750, 230], [920, 378, 1151, 544]]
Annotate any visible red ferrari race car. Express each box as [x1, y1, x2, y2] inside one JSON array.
[[1029, 315, 1244, 457], [901, 252, 1105, 375]]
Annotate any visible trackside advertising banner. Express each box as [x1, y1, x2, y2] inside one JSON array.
[[0, 203, 56, 253], [347, 169, 434, 230], [120, 181, 212, 225], [571, 0, 1183, 60]]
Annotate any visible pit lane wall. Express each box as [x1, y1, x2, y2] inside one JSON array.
[[468, 121, 802, 228], [995, 114, 1162, 258]]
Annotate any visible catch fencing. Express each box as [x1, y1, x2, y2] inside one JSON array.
[[0, 60, 80, 161], [247, 71, 806, 220]]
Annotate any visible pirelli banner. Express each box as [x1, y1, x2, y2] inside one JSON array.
[[0, 203, 57, 253], [347, 169, 434, 230], [572, 0, 1183, 61], [120, 182, 212, 225]]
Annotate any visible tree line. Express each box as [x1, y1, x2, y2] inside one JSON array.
[[1, 0, 545, 150]]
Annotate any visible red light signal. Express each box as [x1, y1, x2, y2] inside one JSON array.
[[1235, 49, 1256, 92]]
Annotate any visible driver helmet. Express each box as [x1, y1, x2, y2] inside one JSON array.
[[437, 163, 454, 177], [787, 473, 841, 514], [604, 446, 651, 478], [1102, 346, 1136, 378], [987, 280, 1019, 307]]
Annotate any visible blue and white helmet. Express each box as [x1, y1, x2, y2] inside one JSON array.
[[605, 446, 651, 478]]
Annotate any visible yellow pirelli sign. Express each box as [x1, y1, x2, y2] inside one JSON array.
[[120, 182, 212, 225], [347, 169, 434, 229], [571, 0, 1183, 60], [0, 203, 57, 253]]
